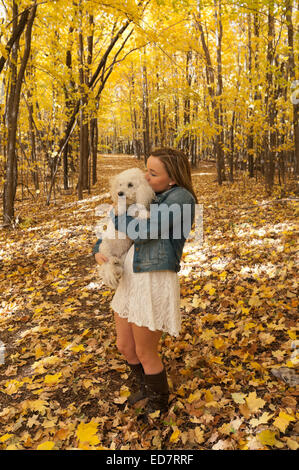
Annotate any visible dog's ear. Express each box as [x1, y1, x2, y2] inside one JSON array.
[[136, 180, 155, 208]]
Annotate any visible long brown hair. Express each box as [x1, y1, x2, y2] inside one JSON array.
[[150, 147, 198, 203]]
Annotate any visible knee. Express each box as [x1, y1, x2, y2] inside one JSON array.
[[135, 344, 151, 364], [116, 338, 136, 360]]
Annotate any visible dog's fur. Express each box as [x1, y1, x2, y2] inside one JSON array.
[[97, 168, 155, 289]]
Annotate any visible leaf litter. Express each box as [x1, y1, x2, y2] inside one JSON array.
[[0, 155, 298, 450]]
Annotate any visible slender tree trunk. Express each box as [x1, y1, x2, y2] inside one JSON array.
[[91, 113, 98, 184], [286, 0, 299, 175], [63, 25, 75, 190], [27, 73, 39, 190], [214, 0, 225, 183], [265, 1, 276, 193], [195, 0, 225, 184], [183, 50, 192, 154], [87, 14, 98, 186], [129, 71, 141, 159], [77, 2, 85, 200], [141, 47, 150, 162], [247, 13, 254, 178]]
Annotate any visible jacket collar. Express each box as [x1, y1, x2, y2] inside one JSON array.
[[154, 184, 178, 203]]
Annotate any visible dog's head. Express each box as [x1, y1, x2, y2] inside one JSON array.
[[110, 168, 155, 209]]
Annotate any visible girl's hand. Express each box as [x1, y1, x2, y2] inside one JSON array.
[[95, 253, 109, 265]]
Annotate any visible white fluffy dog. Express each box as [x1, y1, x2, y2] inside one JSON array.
[[97, 168, 155, 289]]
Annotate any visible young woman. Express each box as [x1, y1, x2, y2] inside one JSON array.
[[93, 148, 197, 413]]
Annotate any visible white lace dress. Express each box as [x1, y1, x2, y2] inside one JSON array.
[[111, 245, 181, 337]]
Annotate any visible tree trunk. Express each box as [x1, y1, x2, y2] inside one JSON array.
[[183, 50, 192, 154], [195, 0, 225, 184], [90, 114, 98, 185], [141, 47, 150, 162], [265, 1, 276, 193], [3, 1, 36, 226], [63, 25, 75, 190], [286, 0, 299, 175], [129, 70, 141, 159], [214, 0, 225, 184], [247, 13, 254, 178]]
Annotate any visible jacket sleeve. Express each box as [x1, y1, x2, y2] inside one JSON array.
[[111, 191, 195, 244], [92, 238, 102, 255]]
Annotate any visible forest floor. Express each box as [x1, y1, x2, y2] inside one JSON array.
[[0, 154, 298, 451]]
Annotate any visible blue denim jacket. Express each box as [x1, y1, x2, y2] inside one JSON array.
[[92, 185, 196, 273]]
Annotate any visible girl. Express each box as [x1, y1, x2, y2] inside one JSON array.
[[93, 148, 197, 413]]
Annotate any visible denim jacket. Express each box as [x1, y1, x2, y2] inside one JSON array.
[[92, 185, 196, 273]]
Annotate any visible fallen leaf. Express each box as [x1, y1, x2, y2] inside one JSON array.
[[36, 441, 55, 450], [257, 430, 283, 448], [273, 411, 295, 433], [246, 391, 265, 412], [231, 392, 246, 404], [76, 421, 100, 446], [169, 428, 180, 443]]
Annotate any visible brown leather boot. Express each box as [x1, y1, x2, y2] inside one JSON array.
[[144, 368, 169, 413], [127, 363, 147, 405]]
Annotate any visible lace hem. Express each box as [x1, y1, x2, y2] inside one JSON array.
[[110, 245, 181, 337]]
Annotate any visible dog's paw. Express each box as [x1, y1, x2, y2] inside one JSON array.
[[99, 262, 123, 289]]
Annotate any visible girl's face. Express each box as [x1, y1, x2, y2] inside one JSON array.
[[145, 156, 175, 193]]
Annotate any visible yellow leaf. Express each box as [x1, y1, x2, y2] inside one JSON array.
[[35, 346, 44, 359], [241, 307, 250, 314], [210, 355, 223, 364], [273, 411, 295, 433], [44, 373, 62, 386], [245, 391, 265, 412], [71, 344, 85, 353], [37, 441, 55, 450], [288, 330, 296, 340], [250, 412, 274, 427], [119, 387, 130, 397], [249, 295, 262, 307], [149, 410, 160, 419], [80, 354, 93, 363], [187, 391, 201, 403], [203, 282, 214, 293], [214, 338, 224, 349], [101, 291, 111, 297], [224, 321, 235, 329], [205, 390, 214, 402], [76, 421, 100, 446], [0, 434, 13, 443], [231, 393, 246, 404], [258, 430, 279, 447], [169, 428, 180, 443]]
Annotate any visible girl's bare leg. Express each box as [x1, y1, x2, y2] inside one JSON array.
[[114, 313, 139, 364], [131, 324, 163, 375]]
